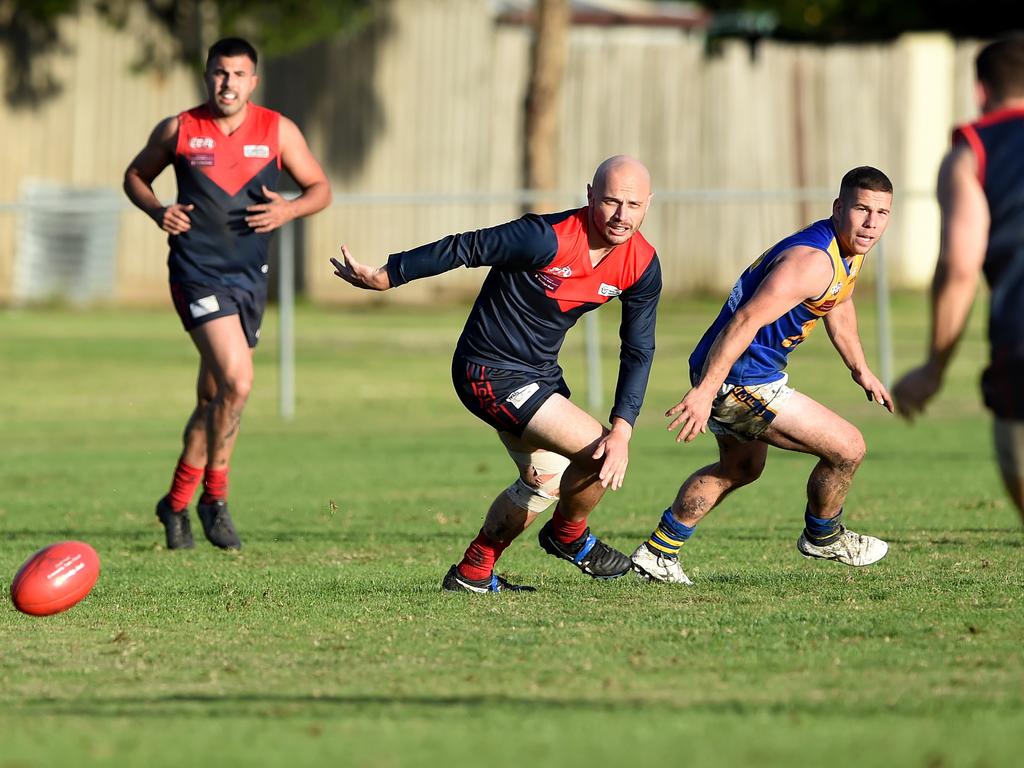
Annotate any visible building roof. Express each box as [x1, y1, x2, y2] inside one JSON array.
[[493, 0, 709, 30]]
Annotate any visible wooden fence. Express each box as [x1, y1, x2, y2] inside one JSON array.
[[0, 0, 983, 305]]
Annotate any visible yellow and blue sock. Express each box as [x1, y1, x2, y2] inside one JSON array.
[[644, 508, 696, 559], [803, 507, 844, 545]]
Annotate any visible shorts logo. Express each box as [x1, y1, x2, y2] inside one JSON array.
[[188, 153, 215, 167], [244, 144, 270, 158], [506, 382, 540, 409], [188, 295, 220, 319], [188, 136, 216, 150], [598, 283, 622, 297], [545, 265, 572, 278]]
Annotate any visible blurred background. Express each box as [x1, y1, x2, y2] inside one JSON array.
[[0, 0, 1012, 308]]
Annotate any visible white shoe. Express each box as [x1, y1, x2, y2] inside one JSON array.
[[630, 544, 693, 585], [797, 528, 888, 567]]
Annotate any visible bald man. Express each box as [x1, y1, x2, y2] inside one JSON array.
[[333, 156, 662, 593]]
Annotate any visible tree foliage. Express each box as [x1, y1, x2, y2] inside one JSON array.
[[700, 0, 1016, 42], [0, 0, 374, 105]]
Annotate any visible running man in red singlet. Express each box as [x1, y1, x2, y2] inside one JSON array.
[[124, 38, 331, 551], [895, 34, 1024, 526]]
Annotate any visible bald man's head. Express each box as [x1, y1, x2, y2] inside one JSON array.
[[587, 155, 653, 248], [591, 155, 652, 195]]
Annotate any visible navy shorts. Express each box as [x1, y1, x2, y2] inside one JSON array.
[[452, 358, 570, 437], [170, 281, 267, 348]]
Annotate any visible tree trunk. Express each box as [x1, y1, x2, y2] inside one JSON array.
[[523, 0, 569, 214]]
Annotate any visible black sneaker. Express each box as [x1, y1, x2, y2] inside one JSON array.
[[156, 495, 194, 550], [538, 519, 631, 579], [197, 499, 242, 550], [441, 564, 536, 594]]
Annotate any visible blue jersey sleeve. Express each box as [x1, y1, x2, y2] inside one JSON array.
[[385, 214, 558, 287], [609, 255, 661, 426]]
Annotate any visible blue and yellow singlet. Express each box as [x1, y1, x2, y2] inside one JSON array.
[[689, 218, 863, 385]]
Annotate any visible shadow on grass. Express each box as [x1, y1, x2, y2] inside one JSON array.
[[14, 690, 1012, 720]]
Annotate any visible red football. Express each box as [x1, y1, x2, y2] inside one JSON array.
[[10, 541, 100, 616]]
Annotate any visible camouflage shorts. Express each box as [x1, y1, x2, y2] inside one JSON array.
[[705, 374, 795, 442]]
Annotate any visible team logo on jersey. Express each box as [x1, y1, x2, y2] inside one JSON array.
[[506, 382, 540, 409], [244, 144, 270, 158], [188, 295, 221, 319], [726, 279, 744, 311], [830, 281, 843, 296], [545, 265, 572, 278], [188, 136, 216, 150], [598, 283, 622, 297]]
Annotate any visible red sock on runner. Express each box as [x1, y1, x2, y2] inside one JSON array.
[[201, 466, 229, 504], [551, 506, 587, 544], [457, 530, 510, 582], [167, 458, 204, 512]]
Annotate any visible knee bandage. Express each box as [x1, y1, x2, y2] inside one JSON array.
[[504, 476, 560, 513], [498, 432, 571, 514]]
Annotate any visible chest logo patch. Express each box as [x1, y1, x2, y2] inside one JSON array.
[[244, 144, 270, 158], [188, 136, 216, 150], [188, 153, 214, 167], [546, 265, 572, 278], [598, 283, 622, 297], [535, 272, 563, 291]]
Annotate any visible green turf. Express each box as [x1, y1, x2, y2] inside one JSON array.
[[1, 293, 1022, 768]]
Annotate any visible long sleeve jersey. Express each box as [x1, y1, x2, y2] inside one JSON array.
[[386, 207, 661, 426]]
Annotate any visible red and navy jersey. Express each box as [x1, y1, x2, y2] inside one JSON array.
[[386, 208, 661, 426], [169, 103, 281, 285], [953, 108, 1024, 418]]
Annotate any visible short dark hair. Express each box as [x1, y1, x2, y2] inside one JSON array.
[[839, 166, 893, 201], [205, 38, 258, 70], [977, 34, 1024, 101]]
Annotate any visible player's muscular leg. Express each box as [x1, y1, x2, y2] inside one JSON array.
[[181, 361, 217, 468], [189, 316, 255, 469], [521, 394, 609, 523], [760, 392, 866, 518], [671, 436, 767, 526], [994, 420, 1024, 523]]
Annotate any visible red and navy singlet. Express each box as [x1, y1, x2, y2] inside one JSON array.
[[386, 208, 661, 426], [953, 108, 1024, 418], [169, 103, 281, 285]]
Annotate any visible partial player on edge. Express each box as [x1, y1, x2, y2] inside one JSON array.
[[894, 34, 1024, 527]]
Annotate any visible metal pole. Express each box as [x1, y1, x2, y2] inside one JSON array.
[[278, 220, 296, 420], [874, 239, 893, 391]]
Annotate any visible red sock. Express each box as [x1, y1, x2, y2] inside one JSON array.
[[167, 458, 204, 512], [551, 506, 587, 544], [457, 530, 510, 581], [201, 466, 229, 503]]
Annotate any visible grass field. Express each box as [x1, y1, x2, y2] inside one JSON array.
[[2, 293, 1022, 768]]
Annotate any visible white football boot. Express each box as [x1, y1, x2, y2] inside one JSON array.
[[797, 528, 888, 566], [630, 544, 693, 585]]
